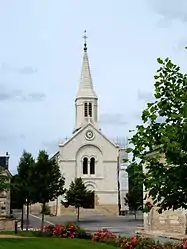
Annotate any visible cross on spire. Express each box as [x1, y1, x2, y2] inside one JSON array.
[[83, 30, 88, 52]]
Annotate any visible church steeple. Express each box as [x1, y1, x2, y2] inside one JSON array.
[[73, 31, 98, 133], [76, 31, 97, 100]]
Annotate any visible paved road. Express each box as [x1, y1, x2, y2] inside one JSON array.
[[12, 210, 179, 243], [30, 213, 143, 236], [13, 210, 51, 230]]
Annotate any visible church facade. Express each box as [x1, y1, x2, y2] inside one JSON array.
[[53, 40, 119, 215]]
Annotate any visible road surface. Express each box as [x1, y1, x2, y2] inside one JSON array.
[[12, 210, 178, 243]]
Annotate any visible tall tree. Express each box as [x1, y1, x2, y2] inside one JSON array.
[[125, 162, 143, 219], [33, 150, 65, 230], [17, 151, 35, 230], [10, 175, 25, 230], [124, 187, 142, 220], [129, 57, 187, 213], [63, 177, 94, 224]]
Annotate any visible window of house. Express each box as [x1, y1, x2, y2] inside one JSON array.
[[89, 103, 92, 117], [83, 157, 88, 174], [90, 157, 95, 174], [84, 103, 88, 117]]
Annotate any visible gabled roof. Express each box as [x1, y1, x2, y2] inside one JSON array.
[[59, 122, 118, 149], [50, 151, 59, 160]]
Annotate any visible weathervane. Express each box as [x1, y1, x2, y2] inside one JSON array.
[[83, 30, 88, 52]]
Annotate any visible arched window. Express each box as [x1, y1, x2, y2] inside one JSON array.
[[89, 103, 92, 117], [84, 103, 88, 117], [90, 157, 95, 175], [83, 157, 88, 174]]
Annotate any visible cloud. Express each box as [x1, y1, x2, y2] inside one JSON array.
[[100, 114, 127, 126], [0, 133, 25, 145], [137, 90, 155, 102], [41, 139, 64, 155], [132, 110, 142, 120], [0, 84, 45, 102], [0, 63, 37, 75], [18, 67, 37, 75], [148, 0, 187, 23], [22, 92, 46, 102]]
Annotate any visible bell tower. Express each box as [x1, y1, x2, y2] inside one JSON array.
[[73, 31, 98, 133]]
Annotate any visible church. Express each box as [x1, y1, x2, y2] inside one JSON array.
[[49, 37, 123, 216]]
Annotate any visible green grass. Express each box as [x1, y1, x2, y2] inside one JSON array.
[[0, 238, 116, 249]]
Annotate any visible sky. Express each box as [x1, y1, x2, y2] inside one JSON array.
[[0, 0, 187, 174]]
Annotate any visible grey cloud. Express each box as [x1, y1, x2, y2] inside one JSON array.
[[0, 63, 37, 75], [137, 90, 155, 102], [172, 38, 187, 52], [41, 139, 62, 154], [148, 0, 187, 23], [0, 133, 25, 144], [24, 92, 45, 101], [132, 110, 142, 120], [100, 114, 127, 126], [0, 85, 45, 102], [18, 66, 37, 75]]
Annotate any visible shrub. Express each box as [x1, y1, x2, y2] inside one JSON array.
[[92, 229, 183, 249], [92, 229, 117, 246], [43, 222, 89, 239]]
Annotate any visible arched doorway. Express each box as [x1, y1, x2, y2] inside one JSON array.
[[84, 183, 95, 209]]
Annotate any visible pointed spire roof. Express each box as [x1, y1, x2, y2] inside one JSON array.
[[76, 32, 97, 100]]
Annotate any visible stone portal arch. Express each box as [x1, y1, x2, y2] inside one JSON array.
[[84, 181, 97, 208]]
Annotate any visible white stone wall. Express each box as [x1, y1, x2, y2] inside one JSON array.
[[58, 124, 118, 207]]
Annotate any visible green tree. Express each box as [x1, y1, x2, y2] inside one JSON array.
[[125, 162, 143, 219], [129, 57, 187, 213], [126, 161, 144, 190], [33, 150, 65, 230], [10, 175, 25, 230], [63, 177, 94, 224], [124, 186, 142, 220], [17, 151, 35, 230]]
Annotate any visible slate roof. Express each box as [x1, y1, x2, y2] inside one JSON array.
[[0, 156, 8, 170]]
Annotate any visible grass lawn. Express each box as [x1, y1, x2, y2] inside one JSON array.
[[0, 238, 116, 249]]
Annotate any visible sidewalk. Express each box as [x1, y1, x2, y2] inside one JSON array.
[[0, 234, 33, 238]]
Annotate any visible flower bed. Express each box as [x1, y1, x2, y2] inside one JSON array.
[[92, 229, 186, 249], [3, 222, 186, 249], [41, 224, 187, 249], [43, 223, 91, 239]]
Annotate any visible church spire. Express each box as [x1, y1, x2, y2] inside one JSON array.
[[73, 31, 99, 133], [76, 30, 97, 100]]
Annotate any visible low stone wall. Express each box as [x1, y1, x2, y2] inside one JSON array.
[[30, 202, 118, 217], [0, 218, 15, 231], [145, 208, 186, 235]]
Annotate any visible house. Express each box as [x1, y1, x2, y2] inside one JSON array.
[[0, 152, 11, 218]]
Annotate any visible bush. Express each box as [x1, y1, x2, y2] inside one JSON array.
[[43, 223, 90, 239], [92, 229, 184, 249], [92, 229, 116, 245]]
